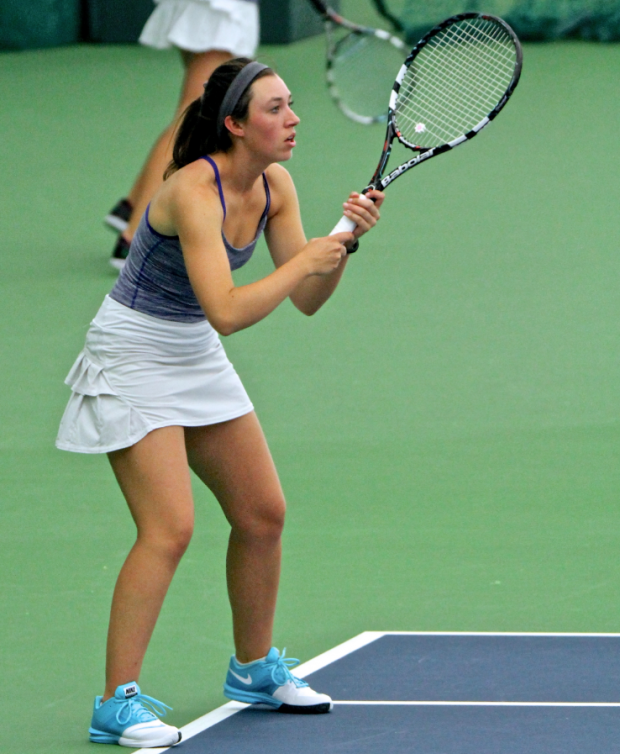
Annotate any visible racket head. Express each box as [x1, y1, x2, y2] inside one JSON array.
[[326, 25, 406, 125], [390, 14, 522, 151]]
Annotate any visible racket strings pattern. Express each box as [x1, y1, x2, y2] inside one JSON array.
[[327, 27, 405, 123], [306, 0, 406, 124], [394, 17, 518, 148], [397, 38, 510, 142]]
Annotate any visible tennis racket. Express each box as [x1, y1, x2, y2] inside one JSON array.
[[306, 0, 406, 125], [370, 0, 405, 33], [331, 13, 523, 234]]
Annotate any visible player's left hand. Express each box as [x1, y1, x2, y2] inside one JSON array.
[[342, 190, 385, 239]]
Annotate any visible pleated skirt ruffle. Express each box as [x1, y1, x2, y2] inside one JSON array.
[[56, 296, 253, 454]]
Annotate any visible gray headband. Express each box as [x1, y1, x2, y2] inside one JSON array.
[[216, 61, 269, 139]]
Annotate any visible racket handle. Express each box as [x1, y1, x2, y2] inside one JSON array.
[[330, 215, 357, 235]]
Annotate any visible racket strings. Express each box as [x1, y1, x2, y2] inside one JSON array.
[[401, 51, 504, 140], [430, 25, 514, 99], [428, 22, 516, 106], [395, 17, 517, 147], [424, 19, 516, 103], [329, 28, 404, 123], [396, 20, 514, 142], [398, 25, 513, 140]]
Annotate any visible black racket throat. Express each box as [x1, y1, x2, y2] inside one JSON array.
[[306, 0, 354, 27], [367, 119, 428, 192], [306, 0, 330, 16]]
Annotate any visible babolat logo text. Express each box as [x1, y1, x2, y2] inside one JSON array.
[[124, 685, 137, 698]]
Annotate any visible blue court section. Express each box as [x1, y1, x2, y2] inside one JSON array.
[[310, 634, 620, 702], [171, 634, 620, 753]]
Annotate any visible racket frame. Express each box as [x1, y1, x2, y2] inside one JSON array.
[[369, 0, 405, 33], [366, 12, 523, 191], [306, 0, 406, 125]]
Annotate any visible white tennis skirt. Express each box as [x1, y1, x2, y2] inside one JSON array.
[[56, 296, 253, 454], [139, 0, 259, 56]]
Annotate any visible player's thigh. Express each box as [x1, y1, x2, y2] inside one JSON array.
[[184, 412, 285, 534], [177, 49, 234, 111], [108, 425, 195, 544]]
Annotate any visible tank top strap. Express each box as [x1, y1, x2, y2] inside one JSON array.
[[261, 173, 271, 221], [201, 155, 270, 224], [201, 155, 226, 219]]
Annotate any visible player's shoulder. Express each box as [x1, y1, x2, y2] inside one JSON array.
[[168, 160, 222, 209], [265, 163, 295, 190], [156, 160, 223, 233], [264, 163, 297, 214]]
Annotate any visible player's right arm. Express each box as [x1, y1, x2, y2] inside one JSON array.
[[264, 164, 381, 316], [167, 177, 350, 336]]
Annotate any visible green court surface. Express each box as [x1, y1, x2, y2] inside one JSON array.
[[1, 2, 620, 751]]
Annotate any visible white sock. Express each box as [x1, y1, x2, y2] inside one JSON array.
[[235, 655, 267, 666]]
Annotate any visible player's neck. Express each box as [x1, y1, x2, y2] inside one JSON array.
[[216, 146, 270, 196]]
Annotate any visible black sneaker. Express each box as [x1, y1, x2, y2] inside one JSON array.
[[105, 198, 133, 233], [110, 235, 131, 271]]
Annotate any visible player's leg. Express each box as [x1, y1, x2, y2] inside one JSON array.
[[184, 412, 333, 713], [185, 412, 284, 662], [89, 425, 191, 746], [124, 49, 232, 240], [104, 425, 195, 696]]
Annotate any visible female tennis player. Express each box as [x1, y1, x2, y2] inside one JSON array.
[[57, 58, 383, 747], [107, 0, 261, 269]]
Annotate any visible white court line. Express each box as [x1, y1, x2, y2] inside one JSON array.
[[294, 631, 384, 678], [335, 701, 620, 708], [379, 631, 620, 637], [141, 631, 620, 751], [146, 702, 249, 754], [144, 632, 384, 752]]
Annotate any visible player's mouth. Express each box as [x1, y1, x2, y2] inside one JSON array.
[[285, 132, 296, 147]]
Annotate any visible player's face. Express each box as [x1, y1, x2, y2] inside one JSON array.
[[244, 75, 300, 160]]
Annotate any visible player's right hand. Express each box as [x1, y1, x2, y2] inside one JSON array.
[[301, 233, 354, 276]]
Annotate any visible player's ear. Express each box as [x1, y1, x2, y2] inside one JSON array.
[[224, 115, 245, 138]]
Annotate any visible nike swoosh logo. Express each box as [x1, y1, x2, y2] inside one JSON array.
[[230, 670, 253, 685]]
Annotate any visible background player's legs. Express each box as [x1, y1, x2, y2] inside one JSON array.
[[185, 412, 286, 664], [122, 49, 233, 242], [104, 425, 195, 701]]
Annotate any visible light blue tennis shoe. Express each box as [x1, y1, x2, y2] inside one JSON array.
[[224, 647, 333, 713], [89, 681, 181, 747]]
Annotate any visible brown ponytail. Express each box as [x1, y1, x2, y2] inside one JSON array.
[[164, 57, 274, 179]]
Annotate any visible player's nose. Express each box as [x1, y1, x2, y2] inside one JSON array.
[[287, 107, 300, 126]]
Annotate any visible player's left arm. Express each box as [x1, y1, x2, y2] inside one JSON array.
[[265, 164, 384, 316]]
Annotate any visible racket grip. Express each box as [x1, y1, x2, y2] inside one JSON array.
[[330, 215, 357, 235]]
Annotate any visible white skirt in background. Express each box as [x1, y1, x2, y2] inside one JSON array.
[[139, 0, 259, 56], [56, 296, 253, 454]]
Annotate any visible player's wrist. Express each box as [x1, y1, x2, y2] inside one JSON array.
[[294, 246, 316, 278]]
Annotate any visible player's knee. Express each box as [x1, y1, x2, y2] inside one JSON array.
[[233, 496, 285, 542], [168, 523, 194, 559], [143, 519, 194, 562]]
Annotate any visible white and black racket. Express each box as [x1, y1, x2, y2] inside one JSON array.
[[331, 13, 523, 234], [306, 0, 406, 125]]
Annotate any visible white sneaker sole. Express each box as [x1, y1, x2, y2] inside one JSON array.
[[118, 730, 182, 747], [224, 684, 333, 714], [105, 215, 129, 233], [109, 257, 126, 271], [278, 700, 333, 714]]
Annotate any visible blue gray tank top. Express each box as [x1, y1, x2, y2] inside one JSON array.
[[110, 155, 271, 323]]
